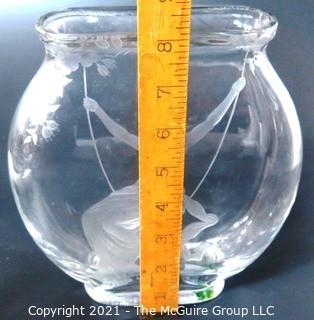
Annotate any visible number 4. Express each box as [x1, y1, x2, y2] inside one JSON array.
[[156, 202, 169, 212]]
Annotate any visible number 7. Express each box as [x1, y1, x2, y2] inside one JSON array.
[[157, 87, 171, 98]]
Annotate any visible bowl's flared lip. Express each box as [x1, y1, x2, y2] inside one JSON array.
[[36, 5, 278, 44]]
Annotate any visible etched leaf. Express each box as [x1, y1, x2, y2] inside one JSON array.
[[42, 127, 52, 139], [48, 104, 60, 113], [41, 120, 58, 140], [204, 213, 219, 225], [97, 63, 110, 78], [32, 134, 38, 145], [183, 222, 211, 242], [45, 120, 58, 131], [101, 58, 116, 70], [185, 196, 218, 225], [184, 196, 208, 221], [24, 136, 32, 144]]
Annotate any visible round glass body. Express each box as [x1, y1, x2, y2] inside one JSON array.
[[8, 6, 302, 305]]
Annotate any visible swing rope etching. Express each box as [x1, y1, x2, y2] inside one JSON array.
[[83, 67, 115, 193], [82, 60, 248, 200]]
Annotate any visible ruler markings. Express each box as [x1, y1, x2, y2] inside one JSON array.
[[138, 0, 191, 312]]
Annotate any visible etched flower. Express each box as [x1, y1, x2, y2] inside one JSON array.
[[24, 128, 38, 145], [41, 120, 59, 140], [96, 58, 117, 78], [183, 196, 219, 242], [48, 35, 124, 75], [24, 119, 59, 146]]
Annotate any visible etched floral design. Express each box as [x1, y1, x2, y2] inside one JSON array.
[[22, 62, 70, 146], [24, 120, 59, 146], [24, 128, 38, 145], [183, 196, 219, 242], [48, 35, 125, 75]]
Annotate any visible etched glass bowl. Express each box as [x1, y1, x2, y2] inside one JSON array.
[[8, 6, 302, 305]]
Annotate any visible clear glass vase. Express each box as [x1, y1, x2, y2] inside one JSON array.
[[8, 6, 302, 305]]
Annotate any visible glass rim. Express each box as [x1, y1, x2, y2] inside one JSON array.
[[36, 5, 278, 46]]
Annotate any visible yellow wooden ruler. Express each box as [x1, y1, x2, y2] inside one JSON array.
[[137, 0, 192, 312]]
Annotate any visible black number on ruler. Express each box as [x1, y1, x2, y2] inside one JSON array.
[[155, 167, 169, 177], [156, 202, 169, 212], [159, 0, 172, 2], [157, 129, 170, 139], [157, 87, 171, 98], [157, 41, 173, 52]]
